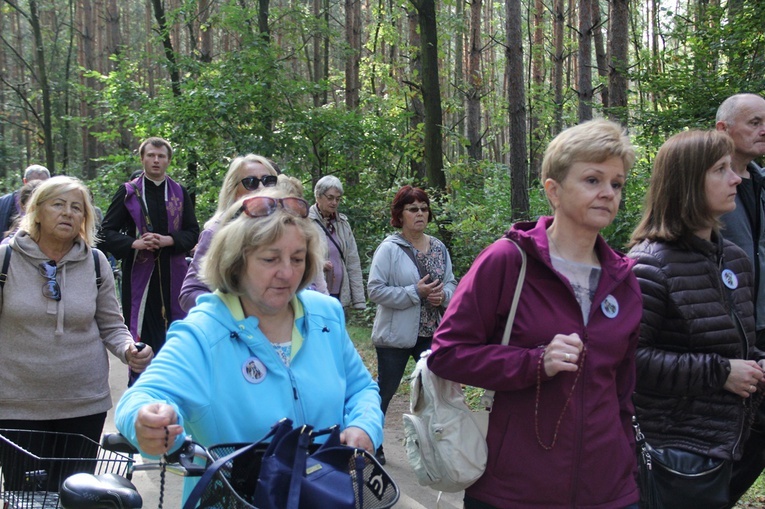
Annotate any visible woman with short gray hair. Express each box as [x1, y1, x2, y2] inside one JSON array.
[[309, 175, 366, 309]]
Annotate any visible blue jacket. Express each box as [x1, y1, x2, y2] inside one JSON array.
[[116, 289, 383, 455]]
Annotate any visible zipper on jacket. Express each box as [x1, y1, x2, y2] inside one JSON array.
[[716, 250, 750, 457]]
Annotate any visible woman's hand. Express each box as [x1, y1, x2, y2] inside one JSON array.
[[417, 274, 441, 301], [543, 333, 584, 377], [135, 403, 184, 456], [125, 343, 153, 373], [724, 359, 764, 398], [426, 281, 445, 307], [339, 426, 374, 453]]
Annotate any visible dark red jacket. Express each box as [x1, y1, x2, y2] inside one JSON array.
[[429, 216, 642, 508]]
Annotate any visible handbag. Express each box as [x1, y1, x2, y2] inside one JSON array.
[[634, 418, 731, 509], [402, 238, 526, 492], [183, 419, 400, 509]]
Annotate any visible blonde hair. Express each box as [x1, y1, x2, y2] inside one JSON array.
[[201, 187, 322, 296], [541, 119, 636, 183], [21, 176, 97, 246], [205, 154, 279, 229]]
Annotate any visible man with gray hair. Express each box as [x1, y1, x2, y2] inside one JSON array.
[[0, 164, 50, 238], [716, 93, 765, 506]]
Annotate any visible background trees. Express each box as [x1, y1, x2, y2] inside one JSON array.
[[0, 0, 763, 277]]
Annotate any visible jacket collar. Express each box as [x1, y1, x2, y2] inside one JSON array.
[[507, 215, 635, 281]]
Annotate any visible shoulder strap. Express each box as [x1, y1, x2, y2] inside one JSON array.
[[92, 248, 102, 289], [0, 245, 11, 289], [313, 218, 345, 262], [480, 238, 527, 412], [396, 242, 428, 279]]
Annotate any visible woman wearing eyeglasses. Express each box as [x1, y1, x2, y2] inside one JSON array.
[[0, 176, 153, 486], [116, 187, 382, 502], [367, 185, 457, 464], [309, 175, 367, 310], [179, 154, 279, 312]]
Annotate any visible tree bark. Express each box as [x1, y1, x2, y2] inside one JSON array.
[[506, 0, 528, 218], [28, 0, 55, 172], [552, 0, 564, 133], [345, 0, 361, 110], [607, 0, 629, 123], [151, 0, 182, 98], [577, 0, 593, 121], [466, 0, 482, 161], [409, 0, 446, 190]]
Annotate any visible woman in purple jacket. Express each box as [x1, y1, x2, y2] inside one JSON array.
[[429, 119, 642, 509]]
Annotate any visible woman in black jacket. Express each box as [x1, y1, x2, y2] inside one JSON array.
[[628, 130, 765, 508]]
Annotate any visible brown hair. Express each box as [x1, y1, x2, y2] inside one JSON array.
[[629, 130, 735, 246], [390, 185, 433, 228], [138, 137, 173, 159]]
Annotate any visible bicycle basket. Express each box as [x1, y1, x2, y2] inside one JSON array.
[[194, 441, 400, 509], [0, 429, 133, 509]]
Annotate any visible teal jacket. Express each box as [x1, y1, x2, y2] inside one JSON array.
[[116, 288, 383, 456]]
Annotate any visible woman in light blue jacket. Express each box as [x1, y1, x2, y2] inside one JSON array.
[[368, 185, 457, 464], [116, 188, 382, 504]]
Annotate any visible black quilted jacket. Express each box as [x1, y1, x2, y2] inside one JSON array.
[[628, 233, 765, 460]]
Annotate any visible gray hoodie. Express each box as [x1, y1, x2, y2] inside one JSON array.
[[0, 231, 132, 420]]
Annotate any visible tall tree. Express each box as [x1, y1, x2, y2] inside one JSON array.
[[466, 0, 482, 161], [552, 0, 565, 133], [607, 0, 629, 123], [345, 0, 361, 110], [577, 0, 593, 121], [506, 0, 528, 217], [3, 0, 56, 171], [409, 0, 446, 189]]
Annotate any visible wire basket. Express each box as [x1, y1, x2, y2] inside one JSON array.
[[195, 442, 400, 509], [0, 429, 133, 509]]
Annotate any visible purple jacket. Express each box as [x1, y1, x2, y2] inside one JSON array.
[[428, 216, 642, 509]]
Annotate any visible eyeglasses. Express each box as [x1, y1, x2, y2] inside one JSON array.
[[322, 194, 342, 203], [240, 175, 278, 191], [237, 196, 310, 219], [39, 261, 61, 301], [405, 206, 430, 214]]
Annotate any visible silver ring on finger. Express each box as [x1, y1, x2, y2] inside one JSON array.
[[564, 353, 571, 363], [751, 385, 757, 393]]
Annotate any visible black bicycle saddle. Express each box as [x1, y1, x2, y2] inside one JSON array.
[[59, 472, 143, 509]]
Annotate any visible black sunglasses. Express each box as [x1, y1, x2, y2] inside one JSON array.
[[241, 175, 278, 191], [39, 260, 61, 301], [236, 196, 310, 220]]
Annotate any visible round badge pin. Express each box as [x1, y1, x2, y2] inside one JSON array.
[[242, 356, 267, 384], [601, 294, 619, 319], [721, 269, 738, 290]]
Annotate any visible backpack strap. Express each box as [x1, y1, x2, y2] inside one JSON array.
[[92, 248, 102, 289], [480, 238, 526, 411], [0, 246, 101, 294], [0, 245, 11, 290]]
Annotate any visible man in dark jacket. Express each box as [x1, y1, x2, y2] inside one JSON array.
[[0, 164, 50, 238], [717, 93, 765, 506], [98, 138, 199, 384]]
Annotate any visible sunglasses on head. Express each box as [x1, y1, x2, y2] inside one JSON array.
[[236, 196, 310, 220], [241, 175, 278, 191], [39, 260, 61, 301]]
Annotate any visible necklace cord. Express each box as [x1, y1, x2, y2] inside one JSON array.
[[535, 345, 587, 450]]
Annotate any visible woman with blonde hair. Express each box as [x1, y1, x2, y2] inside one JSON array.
[[429, 119, 642, 508], [117, 187, 382, 504], [0, 176, 152, 489], [179, 154, 278, 311]]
